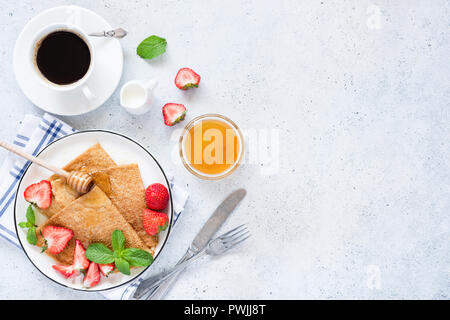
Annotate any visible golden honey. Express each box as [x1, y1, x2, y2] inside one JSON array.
[[181, 115, 243, 179]]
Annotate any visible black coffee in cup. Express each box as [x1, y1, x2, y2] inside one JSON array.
[[35, 31, 91, 85]]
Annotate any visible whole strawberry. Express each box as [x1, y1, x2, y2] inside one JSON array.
[[142, 209, 169, 236], [145, 183, 169, 210]]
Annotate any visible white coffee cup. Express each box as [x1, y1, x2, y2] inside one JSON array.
[[29, 23, 96, 102], [120, 79, 158, 115]]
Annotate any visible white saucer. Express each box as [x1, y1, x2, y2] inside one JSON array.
[[14, 131, 173, 291], [13, 6, 123, 116]]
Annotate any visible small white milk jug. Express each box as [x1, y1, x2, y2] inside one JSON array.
[[120, 79, 158, 115]]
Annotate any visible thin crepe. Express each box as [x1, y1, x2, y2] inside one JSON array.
[[94, 164, 159, 250], [41, 143, 117, 218], [36, 186, 149, 265]]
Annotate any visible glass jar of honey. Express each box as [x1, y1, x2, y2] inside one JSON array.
[[179, 114, 244, 180]]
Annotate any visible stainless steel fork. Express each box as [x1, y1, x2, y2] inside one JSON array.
[[137, 224, 250, 296]]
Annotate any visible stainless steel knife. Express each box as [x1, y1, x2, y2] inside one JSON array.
[[133, 188, 247, 299]]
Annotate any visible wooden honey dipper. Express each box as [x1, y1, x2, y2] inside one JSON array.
[[0, 140, 94, 193]]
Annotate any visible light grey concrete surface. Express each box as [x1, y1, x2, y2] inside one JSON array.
[[0, 0, 449, 299]]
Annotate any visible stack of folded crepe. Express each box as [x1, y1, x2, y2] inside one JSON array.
[[35, 143, 159, 265]]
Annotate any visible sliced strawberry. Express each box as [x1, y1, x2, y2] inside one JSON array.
[[162, 103, 187, 126], [83, 262, 100, 288], [52, 264, 78, 278], [72, 240, 90, 271], [99, 263, 115, 277], [145, 183, 169, 210], [42, 226, 73, 255], [175, 68, 201, 90], [24, 180, 52, 209], [51, 240, 89, 279], [142, 209, 169, 236]]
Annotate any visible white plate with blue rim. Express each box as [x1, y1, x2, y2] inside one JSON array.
[[13, 5, 123, 116], [14, 130, 173, 291]]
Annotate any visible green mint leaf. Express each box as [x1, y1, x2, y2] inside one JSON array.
[[114, 257, 130, 275], [27, 227, 37, 245], [122, 248, 153, 267], [111, 229, 125, 253], [18, 222, 28, 228], [85, 243, 115, 264], [137, 35, 167, 60], [26, 205, 35, 225]]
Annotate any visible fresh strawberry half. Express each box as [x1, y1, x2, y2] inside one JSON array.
[[162, 103, 187, 126], [175, 68, 201, 90], [52, 264, 78, 278], [73, 240, 90, 271], [42, 226, 73, 255], [99, 263, 115, 277], [145, 183, 169, 210], [83, 262, 100, 288], [142, 209, 169, 236], [24, 180, 52, 209], [52, 239, 89, 279]]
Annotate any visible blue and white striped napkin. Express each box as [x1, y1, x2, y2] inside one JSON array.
[[0, 113, 188, 299]]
